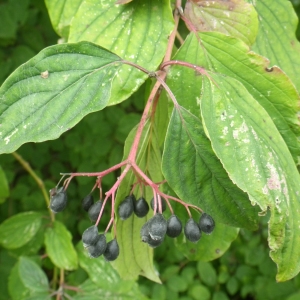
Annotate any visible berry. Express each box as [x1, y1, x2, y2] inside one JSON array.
[[49, 187, 67, 213], [87, 234, 107, 258], [118, 195, 134, 220], [103, 239, 120, 261], [148, 213, 167, 241], [166, 215, 182, 238], [82, 225, 98, 247], [199, 213, 215, 234], [140, 221, 164, 248], [150, 197, 167, 212], [82, 194, 94, 212], [140, 221, 151, 243], [184, 218, 201, 243], [134, 197, 149, 218], [88, 200, 103, 222]]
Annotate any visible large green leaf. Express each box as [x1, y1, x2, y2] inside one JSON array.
[[112, 95, 169, 282], [200, 74, 300, 281], [45, 220, 78, 270], [76, 243, 146, 299], [184, 0, 258, 45], [174, 32, 300, 164], [74, 278, 148, 300], [0, 212, 43, 249], [0, 41, 121, 154], [69, 0, 174, 105], [8, 262, 30, 300], [162, 107, 258, 229], [0, 165, 9, 203], [18, 257, 49, 293], [251, 0, 300, 92], [45, 0, 82, 39]]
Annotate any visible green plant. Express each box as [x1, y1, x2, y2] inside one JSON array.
[[0, 0, 300, 299]]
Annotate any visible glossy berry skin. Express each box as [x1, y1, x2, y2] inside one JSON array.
[[82, 194, 94, 212], [87, 234, 107, 258], [118, 195, 134, 220], [88, 200, 103, 222], [166, 215, 182, 238], [199, 213, 215, 234], [140, 221, 164, 248], [148, 213, 167, 241], [150, 197, 166, 213], [82, 225, 98, 247], [103, 239, 120, 261], [134, 197, 149, 218], [184, 218, 201, 243], [50, 187, 67, 213]]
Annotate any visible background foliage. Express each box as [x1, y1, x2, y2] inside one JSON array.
[[1, 0, 300, 299]]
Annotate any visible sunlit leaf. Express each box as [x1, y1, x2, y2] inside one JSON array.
[[0, 212, 43, 249], [172, 32, 300, 164], [0, 41, 121, 154], [69, 0, 174, 105], [184, 0, 258, 45], [201, 74, 300, 281], [45, 0, 82, 39], [45, 221, 78, 270], [251, 0, 300, 91]]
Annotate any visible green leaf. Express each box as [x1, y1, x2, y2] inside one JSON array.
[[74, 278, 148, 300], [0, 212, 43, 249], [0, 165, 9, 203], [200, 74, 300, 281], [18, 257, 49, 293], [162, 107, 258, 229], [45, 220, 78, 270], [0, 249, 17, 300], [113, 95, 169, 282], [175, 219, 239, 262], [76, 243, 147, 299], [8, 261, 30, 300], [184, 0, 258, 45], [0, 41, 121, 154], [175, 32, 300, 164], [69, 0, 174, 105], [197, 261, 217, 287], [45, 0, 82, 39], [251, 0, 300, 91]]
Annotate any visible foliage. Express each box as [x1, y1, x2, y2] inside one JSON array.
[[1, 0, 300, 299]]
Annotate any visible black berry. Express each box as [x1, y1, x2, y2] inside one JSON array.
[[87, 234, 107, 258], [118, 195, 134, 220], [199, 213, 215, 234], [82, 194, 94, 212], [148, 213, 167, 241], [184, 218, 201, 243], [82, 225, 98, 247], [166, 215, 182, 238], [150, 197, 167, 212], [103, 239, 120, 261], [140, 221, 164, 248], [88, 200, 103, 222], [134, 197, 149, 218], [49, 187, 67, 213]]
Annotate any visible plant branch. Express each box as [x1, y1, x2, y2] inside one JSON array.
[[12, 152, 54, 222]]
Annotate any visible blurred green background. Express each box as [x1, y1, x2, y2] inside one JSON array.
[[1, 0, 300, 299]]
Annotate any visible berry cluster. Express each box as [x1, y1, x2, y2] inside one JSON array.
[[117, 193, 215, 248], [49, 173, 215, 262], [50, 189, 120, 261]]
